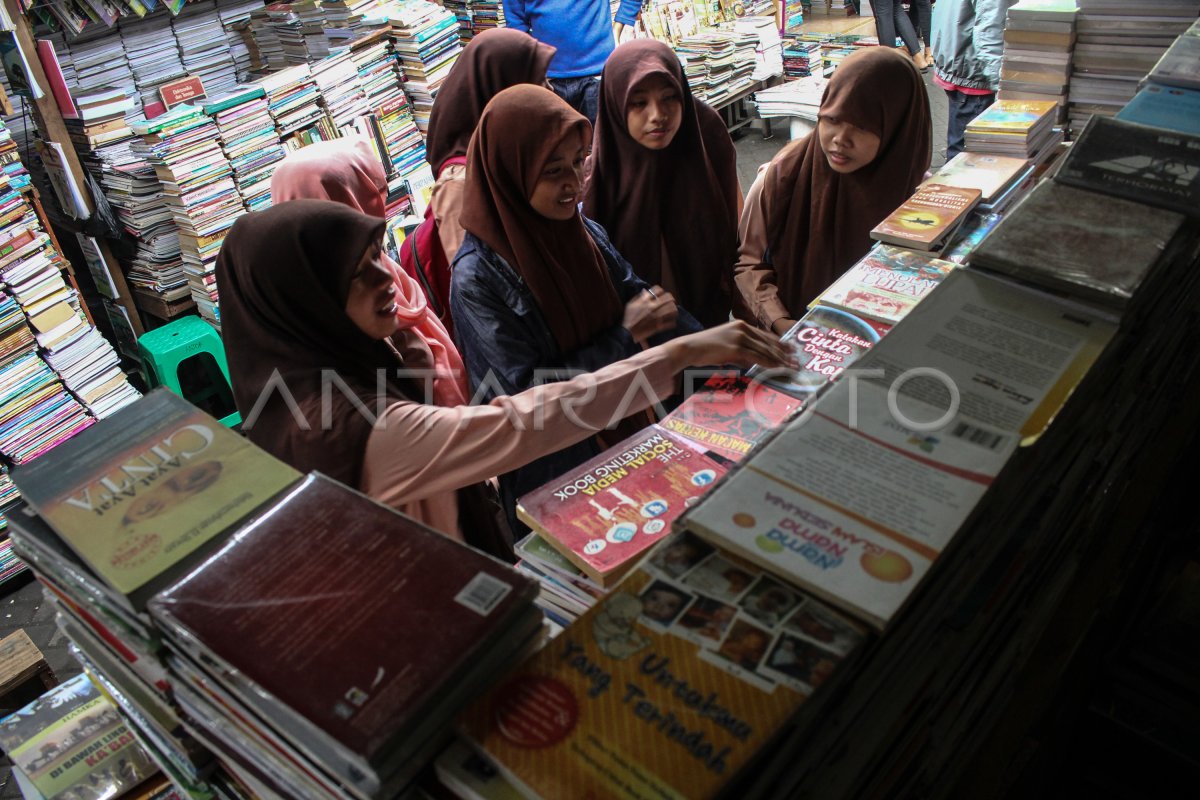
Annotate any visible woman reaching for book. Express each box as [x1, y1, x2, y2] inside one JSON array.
[[734, 47, 931, 336], [449, 84, 705, 533], [582, 39, 742, 328], [216, 200, 790, 561]]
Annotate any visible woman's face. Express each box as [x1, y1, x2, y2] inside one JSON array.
[[529, 134, 585, 221], [344, 244, 400, 340], [625, 74, 683, 150], [818, 115, 881, 174]]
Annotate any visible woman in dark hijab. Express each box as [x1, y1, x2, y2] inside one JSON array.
[[450, 84, 703, 530], [425, 27, 557, 259], [583, 39, 741, 328], [735, 47, 932, 335]]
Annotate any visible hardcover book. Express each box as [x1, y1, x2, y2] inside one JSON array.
[[815, 245, 957, 324], [660, 373, 803, 461], [458, 538, 865, 800], [149, 473, 541, 799], [11, 389, 301, 611], [1055, 115, 1200, 217], [869, 184, 982, 250], [1117, 82, 1200, 136], [517, 426, 729, 587], [970, 181, 1186, 307]]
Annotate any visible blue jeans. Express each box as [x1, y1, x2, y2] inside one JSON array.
[[549, 76, 601, 125], [945, 90, 995, 161], [873, 0, 920, 53]]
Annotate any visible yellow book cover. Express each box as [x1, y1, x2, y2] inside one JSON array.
[[459, 534, 866, 799], [12, 388, 301, 608]]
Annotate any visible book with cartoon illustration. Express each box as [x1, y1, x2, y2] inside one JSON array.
[[458, 533, 865, 800], [660, 373, 803, 461], [869, 184, 982, 251], [0, 673, 159, 800], [815, 245, 956, 325], [517, 426, 729, 588], [11, 389, 301, 611]]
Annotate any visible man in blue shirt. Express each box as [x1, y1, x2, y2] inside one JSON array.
[[502, 0, 643, 123]]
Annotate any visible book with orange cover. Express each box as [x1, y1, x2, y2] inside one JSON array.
[[458, 537, 866, 800], [517, 426, 728, 587], [660, 373, 803, 462], [869, 184, 982, 251]]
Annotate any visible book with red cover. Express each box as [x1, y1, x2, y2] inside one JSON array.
[[661, 373, 803, 462], [34, 40, 78, 119], [517, 426, 729, 587], [869, 184, 983, 251], [148, 472, 541, 799]]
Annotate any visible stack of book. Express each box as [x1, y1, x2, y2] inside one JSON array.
[[249, 5, 288, 70], [204, 85, 287, 213], [217, 0, 269, 81], [1117, 18, 1200, 135], [870, 183, 983, 252], [0, 466, 23, 584], [963, 98, 1060, 161], [66, 29, 141, 119], [461, 531, 867, 799], [388, 0, 463, 132], [999, 0, 1079, 120], [312, 47, 370, 131], [322, 0, 388, 49], [921, 150, 1034, 213], [753, 75, 825, 124], [0, 121, 31, 193], [101, 163, 189, 303], [171, 0, 242, 100], [258, 63, 336, 151], [268, 0, 331, 65], [0, 183, 139, 423], [676, 32, 759, 107], [131, 105, 245, 325], [732, 13, 785, 82], [1069, 0, 1200, 133], [512, 530, 606, 629], [9, 389, 547, 799], [118, 13, 189, 111], [783, 39, 823, 78]]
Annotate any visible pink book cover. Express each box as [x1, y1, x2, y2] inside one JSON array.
[[34, 41, 78, 119]]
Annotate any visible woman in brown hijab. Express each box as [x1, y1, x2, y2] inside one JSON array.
[[583, 40, 741, 329], [450, 84, 703, 531], [217, 199, 788, 557], [735, 47, 932, 335], [425, 27, 557, 259]]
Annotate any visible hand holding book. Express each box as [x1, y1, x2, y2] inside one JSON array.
[[664, 321, 799, 374]]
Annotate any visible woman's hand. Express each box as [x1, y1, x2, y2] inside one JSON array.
[[622, 286, 678, 344], [665, 321, 798, 373]]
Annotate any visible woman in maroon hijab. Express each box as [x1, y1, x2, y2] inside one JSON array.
[[216, 199, 789, 557], [584, 40, 741, 329], [425, 27, 557, 260], [735, 47, 932, 335]]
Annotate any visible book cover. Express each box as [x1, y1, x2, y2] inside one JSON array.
[[971, 181, 1186, 307], [458, 538, 865, 800], [816, 245, 957, 325], [517, 426, 729, 587], [923, 151, 1031, 203], [1056, 115, 1200, 218], [754, 306, 889, 399], [149, 473, 540, 794], [869, 184, 982, 250], [1117, 82, 1200, 136], [0, 673, 158, 800], [964, 99, 1058, 134], [941, 213, 1005, 264], [10, 389, 300, 609], [660, 373, 803, 462]]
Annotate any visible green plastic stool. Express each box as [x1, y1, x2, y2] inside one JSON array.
[[137, 316, 242, 428]]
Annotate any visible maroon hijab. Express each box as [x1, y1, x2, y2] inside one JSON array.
[[426, 28, 557, 175], [217, 199, 414, 489], [460, 84, 623, 353], [583, 39, 740, 328], [767, 46, 931, 312]]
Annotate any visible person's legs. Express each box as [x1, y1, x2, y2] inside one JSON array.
[[548, 76, 601, 125], [893, 4, 921, 56], [907, 0, 932, 45], [945, 90, 995, 161], [873, 0, 898, 47]]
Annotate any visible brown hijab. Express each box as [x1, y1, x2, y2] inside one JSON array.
[[583, 39, 740, 328], [460, 84, 624, 354], [426, 28, 557, 176], [766, 46, 931, 312], [217, 199, 414, 489]]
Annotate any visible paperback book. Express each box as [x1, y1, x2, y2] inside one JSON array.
[[869, 184, 982, 251], [660, 373, 803, 461], [815, 244, 957, 324]]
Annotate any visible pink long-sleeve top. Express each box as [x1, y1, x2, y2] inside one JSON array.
[[360, 348, 677, 539]]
